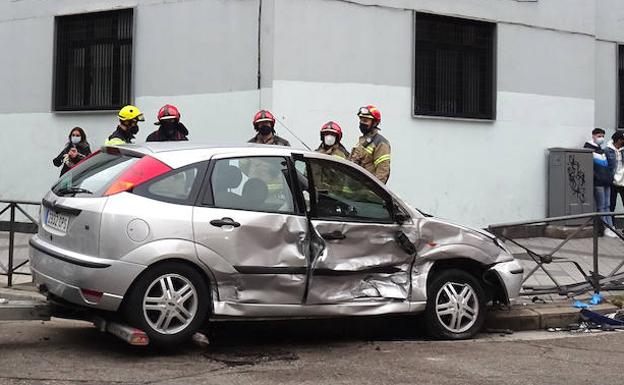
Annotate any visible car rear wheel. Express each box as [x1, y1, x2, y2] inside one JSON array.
[[123, 262, 209, 347], [424, 269, 485, 340]]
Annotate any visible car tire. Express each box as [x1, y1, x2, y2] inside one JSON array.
[[123, 262, 209, 347], [424, 269, 485, 340]]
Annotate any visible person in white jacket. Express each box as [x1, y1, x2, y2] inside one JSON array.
[[606, 130, 624, 233]]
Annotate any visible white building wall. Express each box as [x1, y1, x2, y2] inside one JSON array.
[[0, 0, 622, 227]]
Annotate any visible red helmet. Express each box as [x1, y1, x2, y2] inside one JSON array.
[[357, 105, 381, 124], [253, 110, 276, 127], [320, 121, 343, 141], [156, 104, 181, 125]]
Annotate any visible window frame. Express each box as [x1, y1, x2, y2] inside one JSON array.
[[52, 8, 135, 112], [200, 156, 304, 216], [133, 161, 208, 206], [301, 156, 397, 224], [412, 12, 497, 121]]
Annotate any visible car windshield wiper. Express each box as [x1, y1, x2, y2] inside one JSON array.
[[56, 187, 93, 196]]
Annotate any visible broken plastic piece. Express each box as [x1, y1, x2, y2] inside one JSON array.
[[589, 293, 603, 305]]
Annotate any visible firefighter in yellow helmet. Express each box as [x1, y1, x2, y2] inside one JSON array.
[[349, 105, 391, 183], [105, 105, 145, 145]]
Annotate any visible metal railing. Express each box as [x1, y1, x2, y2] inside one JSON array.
[[489, 212, 624, 296], [0, 200, 39, 287]]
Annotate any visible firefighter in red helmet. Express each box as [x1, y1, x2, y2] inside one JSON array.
[[146, 104, 189, 142], [248, 110, 290, 146], [349, 105, 391, 183], [315, 121, 349, 159]]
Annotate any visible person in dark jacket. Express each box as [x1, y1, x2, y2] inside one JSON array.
[[146, 104, 189, 142], [247, 110, 290, 146], [52, 127, 91, 176], [584, 128, 616, 236]]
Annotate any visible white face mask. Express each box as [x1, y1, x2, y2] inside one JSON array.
[[595, 137, 605, 145], [323, 135, 336, 147], [70, 136, 81, 144]]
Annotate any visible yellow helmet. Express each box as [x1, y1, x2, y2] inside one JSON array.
[[118, 105, 145, 122]]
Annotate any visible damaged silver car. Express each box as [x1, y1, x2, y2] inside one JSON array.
[[30, 143, 523, 346]]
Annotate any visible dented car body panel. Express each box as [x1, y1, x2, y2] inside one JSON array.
[[30, 143, 523, 322]]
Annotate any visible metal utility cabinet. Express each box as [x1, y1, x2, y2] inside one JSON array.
[[548, 148, 594, 219]]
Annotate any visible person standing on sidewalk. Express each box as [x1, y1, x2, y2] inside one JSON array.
[[316, 121, 349, 159], [247, 110, 290, 146], [146, 104, 189, 142], [606, 131, 624, 229], [585, 128, 616, 237], [349, 105, 391, 184], [105, 105, 145, 146], [52, 127, 91, 176]]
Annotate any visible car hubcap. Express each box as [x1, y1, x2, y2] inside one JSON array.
[[435, 281, 479, 334], [143, 274, 198, 335]]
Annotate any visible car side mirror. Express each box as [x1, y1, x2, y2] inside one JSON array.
[[393, 204, 410, 224]]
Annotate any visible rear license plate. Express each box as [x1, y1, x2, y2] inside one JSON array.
[[46, 210, 69, 232]]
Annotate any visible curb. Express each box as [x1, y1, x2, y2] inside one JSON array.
[[486, 303, 619, 331]]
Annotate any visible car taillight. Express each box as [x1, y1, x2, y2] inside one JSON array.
[[103, 156, 172, 196]]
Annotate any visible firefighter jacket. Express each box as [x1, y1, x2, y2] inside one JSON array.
[[315, 143, 349, 159], [247, 134, 290, 146], [349, 129, 391, 183]]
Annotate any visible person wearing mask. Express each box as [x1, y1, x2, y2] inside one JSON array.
[[247, 110, 290, 146], [606, 130, 624, 232], [105, 105, 144, 145], [146, 104, 189, 142], [52, 127, 92, 176], [584, 128, 616, 237], [349, 105, 391, 184], [315, 121, 349, 159]]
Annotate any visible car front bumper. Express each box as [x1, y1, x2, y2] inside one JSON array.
[[29, 235, 145, 312], [489, 259, 524, 302]]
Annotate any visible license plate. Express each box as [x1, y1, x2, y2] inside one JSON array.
[[46, 210, 69, 232]]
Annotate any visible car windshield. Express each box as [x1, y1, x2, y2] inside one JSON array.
[[52, 151, 139, 197]]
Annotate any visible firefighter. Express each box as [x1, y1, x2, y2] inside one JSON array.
[[315, 121, 349, 159], [146, 104, 189, 142], [105, 105, 144, 145], [349, 105, 391, 183], [248, 110, 290, 146]]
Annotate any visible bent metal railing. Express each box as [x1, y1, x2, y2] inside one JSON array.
[[0, 200, 40, 287], [489, 212, 624, 296]]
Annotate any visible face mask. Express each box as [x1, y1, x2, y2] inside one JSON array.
[[70, 136, 81, 144], [323, 135, 336, 147], [130, 125, 139, 135], [161, 122, 177, 137], [359, 123, 371, 135], [595, 137, 605, 145], [257, 125, 272, 136]]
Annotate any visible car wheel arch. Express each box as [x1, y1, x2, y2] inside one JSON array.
[[120, 257, 216, 314], [426, 257, 507, 305]]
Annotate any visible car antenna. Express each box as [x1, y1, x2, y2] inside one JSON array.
[[273, 114, 312, 151]]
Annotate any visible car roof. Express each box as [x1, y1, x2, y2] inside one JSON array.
[[102, 142, 327, 168]]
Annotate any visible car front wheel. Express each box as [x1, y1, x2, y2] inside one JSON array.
[[123, 262, 209, 347], [425, 269, 485, 340]]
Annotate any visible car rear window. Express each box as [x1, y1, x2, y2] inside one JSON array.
[[52, 151, 139, 197]]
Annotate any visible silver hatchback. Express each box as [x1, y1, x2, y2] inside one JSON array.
[[30, 143, 523, 346]]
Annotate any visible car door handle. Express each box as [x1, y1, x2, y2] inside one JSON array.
[[210, 217, 241, 228], [320, 231, 345, 240]]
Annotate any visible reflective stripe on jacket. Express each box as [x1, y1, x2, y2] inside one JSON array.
[[349, 129, 391, 184]]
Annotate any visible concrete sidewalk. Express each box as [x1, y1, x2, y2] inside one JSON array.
[[2, 232, 624, 332]]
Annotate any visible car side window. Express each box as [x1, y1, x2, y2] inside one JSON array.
[[210, 157, 295, 214], [308, 158, 392, 222], [134, 164, 203, 205]]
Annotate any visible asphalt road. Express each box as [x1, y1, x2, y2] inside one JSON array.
[[0, 317, 623, 385]]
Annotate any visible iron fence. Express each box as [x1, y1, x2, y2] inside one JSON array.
[[0, 200, 39, 287], [489, 212, 624, 296]]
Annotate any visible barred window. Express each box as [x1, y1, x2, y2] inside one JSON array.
[[53, 9, 133, 111], [619, 45, 624, 128], [414, 13, 496, 120]]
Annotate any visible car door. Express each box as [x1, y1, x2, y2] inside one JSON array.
[[192, 155, 310, 304], [294, 156, 416, 305]]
